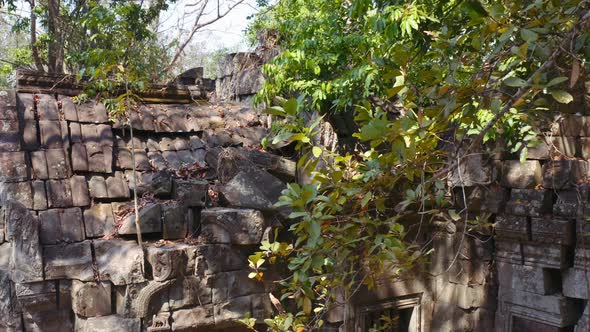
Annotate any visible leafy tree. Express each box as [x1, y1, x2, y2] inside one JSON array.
[[243, 0, 590, 331]]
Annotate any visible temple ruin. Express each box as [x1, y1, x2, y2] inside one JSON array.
[[0, 53, 589, 331]]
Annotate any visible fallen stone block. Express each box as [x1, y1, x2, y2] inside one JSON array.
[[43, 241, 94, 281], [200, 208, 266, 245], [94, 240, 145, 286]]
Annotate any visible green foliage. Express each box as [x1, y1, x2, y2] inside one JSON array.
[[246, 0, 590, 330]]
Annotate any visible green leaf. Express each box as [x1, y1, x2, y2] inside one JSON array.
[[312, 146, 322, 158], [550, 90, 574, 104], [504, 77, 528, 87], [449, 209, 461, 221], [283, 98, 298, 116], [546, 76, 569, 87], [520, 28, 538, 42]]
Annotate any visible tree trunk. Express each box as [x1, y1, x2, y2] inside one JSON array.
[[28, 0, 44, 71], [47, 0, 64, 73]]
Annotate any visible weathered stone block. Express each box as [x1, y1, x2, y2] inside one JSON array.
[[447, 152, 491, 187], [87, 144, 113, 173], [213, 295, 252, 328], [32, 180, 47, 210], [195, 244, 248, 276], [495, 240, 522, 265], [169, 276, 212, 310], [94, 240, 145, 285], [501, 160, 542, 189], [58, 95, 78, 121], [553, 189, 586, 218], [23, 309, 73, 332], [497, 262, 560, 295], [16, 93, 35, 120], [522, 243, 571, 269], [31, 151, 48, 180], [71, 175, 90, 207], [162, 150, 183, 169], [71, 143, 89, 171], [78, 315, 141, 332], [505, 189, 552, 217], [0, 268, 23, 331], [46, 179, 73, 208], [171, 305, 215, 330], [71, 280, 112, 317], [549, 136, 576, 158], [162, 203, 188, 240], [22, 119, 39, 150], [531, 217, 574, 245], [220, 169, 286, 211], [39, 120, 63, 148], [481, 184, 509, 214], [88, 176, 108, 199], [39, 208, 84, 244], [173, 178, 208, 206], [1, 181, 33, 209], [36, 94, 58, 120], [563, 268, 590, 299], [84, 204, 116, 238], [128, 171, 172, 197], [5, 202, 43, 282], [495, 214, 528, 241], [543, 160, 587, 189], [200, 208, 265, 245], [76, 102, 109, 124], [211, 270, 265, 304], [0, 151, 28, 182], [147, 151, 167, 171], [118, 203, 162, 235], [106, 174, 129, 199], [43, 241, 94, 281], [15, 281, 57, 311], [45, 148, 70, 179], [497, 289, 582, 329], [146, 245, 186, 282]]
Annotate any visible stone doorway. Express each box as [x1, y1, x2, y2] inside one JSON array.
[[355, 295, 421, 332]]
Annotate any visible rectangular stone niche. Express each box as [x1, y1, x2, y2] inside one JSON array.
[[355, 295, 421, 332]]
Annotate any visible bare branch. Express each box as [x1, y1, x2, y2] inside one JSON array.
[[162, 0, 246, 77]]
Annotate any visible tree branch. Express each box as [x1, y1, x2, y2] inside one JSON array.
[[162, 0, 246, 77]]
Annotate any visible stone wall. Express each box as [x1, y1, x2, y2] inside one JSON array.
[[0, 66, 296, 331], [3, 57, 590, 332]]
